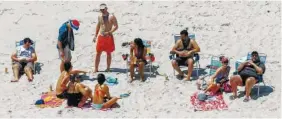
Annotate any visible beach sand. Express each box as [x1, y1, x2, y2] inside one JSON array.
[[0, 1, 281, 118]]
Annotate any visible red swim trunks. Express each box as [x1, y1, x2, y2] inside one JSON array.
[[96, 35, 115, 53]]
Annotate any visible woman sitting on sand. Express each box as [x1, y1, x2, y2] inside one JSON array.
[[92, 73, 120, 110], [56, 62, 88, 99], [204, 56, 230, 94], [66, 74, 93, 108], [129, 38, 147, 82]]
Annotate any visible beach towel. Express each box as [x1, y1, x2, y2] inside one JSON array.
[[105, 76, 118, 86], [190, 91, 228, 111], [35, 91, 64, 108], [96, 35, 115, 53]]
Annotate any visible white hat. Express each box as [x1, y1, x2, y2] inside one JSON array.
[[100, 3, 107, 9]]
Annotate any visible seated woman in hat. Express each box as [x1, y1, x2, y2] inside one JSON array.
[[204, 56, 230, 94]]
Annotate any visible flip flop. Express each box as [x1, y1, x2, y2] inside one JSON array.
[[11, 79, 19, 82], [229, 95, 237, 100], [120, 92, 131, 98], [243, 97, 250, 102]]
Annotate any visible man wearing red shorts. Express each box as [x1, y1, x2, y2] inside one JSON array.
[[93, 3, 118, 72]]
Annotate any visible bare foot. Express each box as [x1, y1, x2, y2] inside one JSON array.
[[28, 78, 33, 82], [128, 78, 133, 83], [11, 79, 19, 82]]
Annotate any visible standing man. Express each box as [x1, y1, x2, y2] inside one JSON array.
[[57, 19, 80, 72], [93, 3, 118, 72]]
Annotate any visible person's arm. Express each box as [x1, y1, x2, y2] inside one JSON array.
[[130, 46, 135, 64], [109, 15, 118, 34], [238, 61, 248, 72], [27, 48, 37, 62], [70, 69, 87, 74], [11, 52, 19, 62], [190, 40, 200, 53], [210, 67, 222, 83], [95, 17, 101, 37], [105, 86, 111, 99], [249, 61, 264, 74], [60, 75, 70, 90], [171, 40, 181, 55]]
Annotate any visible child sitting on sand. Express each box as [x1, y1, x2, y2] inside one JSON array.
[[204, 56, 230, 94], [92, 73, 120, 110]]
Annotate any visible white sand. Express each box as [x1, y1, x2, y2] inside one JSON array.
[[0, 1, 281, 118]]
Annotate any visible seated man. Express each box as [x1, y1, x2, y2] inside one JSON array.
[[229, 51, 266, 102], [56, 62, 88, 99], [170, 30, 200, 81], [11, 38, 37, 82]]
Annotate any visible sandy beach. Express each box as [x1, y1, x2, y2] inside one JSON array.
[[0, 1, 281, 118]]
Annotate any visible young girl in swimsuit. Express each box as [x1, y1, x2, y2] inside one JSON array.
[[66, 74, 93, 108], [204, 56, 230, 94], [92, 73, 120, 110], [129, 38, 147, 83]]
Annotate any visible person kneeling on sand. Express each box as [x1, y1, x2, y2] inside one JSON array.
[[11, 38, 37, 82], [170, 30, 200, 81], [229, 51, 265, 102], [129, 38, 147, 83], [55, 62, 88, 99], [66, 74, 93, 108], [92, 73, 120, 110], [204, 56, 230, 94]]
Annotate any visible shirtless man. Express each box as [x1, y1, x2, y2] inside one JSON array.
[[171, 30, 201, 81], [93, 3, 118, 73], [56, 62, 88, 99]]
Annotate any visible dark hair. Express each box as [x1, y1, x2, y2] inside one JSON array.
[[23, 37, 32, 44], [180, 30, 188, 36], [134, 38, 145, 49], [97, 73, 106, 85], [251, 51, 258, 56], [64, 62, 72, 72]]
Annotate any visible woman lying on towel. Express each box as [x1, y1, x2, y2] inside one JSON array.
[[129, 38, 147, 82], [204, 56, 230, 94], [66, 74, 93, 108], [92, 73, 120, 110]]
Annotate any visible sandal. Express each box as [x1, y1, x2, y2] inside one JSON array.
[[229, 95, 237, 100], [243, 97, 250, 102]]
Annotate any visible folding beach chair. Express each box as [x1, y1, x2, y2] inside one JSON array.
[[15, 40, 37, 74], [123, 40, 154, 77], [235, 52, 267, 96], [169, 33, 200, 78]]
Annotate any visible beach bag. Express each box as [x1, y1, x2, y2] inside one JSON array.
[[222, 82, 232, 92]]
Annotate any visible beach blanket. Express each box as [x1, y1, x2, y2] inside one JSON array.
[[35, 91, 64, 108], [190, 91, 228, 111]]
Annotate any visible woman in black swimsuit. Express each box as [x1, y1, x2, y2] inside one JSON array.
[[129, 38, 147, 83], [66, 74, 93, 107]]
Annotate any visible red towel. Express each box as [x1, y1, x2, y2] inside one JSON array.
[[190, 92, 228, 111]]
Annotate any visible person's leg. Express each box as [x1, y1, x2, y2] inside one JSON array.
[[184, 58, 194, 81], [244, 77, 257, 101], [11, 62, 22, 82], [60, 60, 64, 73], [138, 62, 145, 82], [103, 97, 120, 108], [229, 75, 243, 99], [24, 62, 34, 81], [78, 86, 93, 108], [129, 62, 135, 83], [106, 52, 112, 71], [171, 60, 184, 76], [94, 51, 102, 73]]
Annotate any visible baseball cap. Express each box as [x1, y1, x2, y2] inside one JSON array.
[[70, 19, 80, 30], [100, 3, 107, 9]]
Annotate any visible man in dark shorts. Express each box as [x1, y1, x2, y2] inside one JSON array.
[[229, 51, 266, 102], [170, 30, 201, 81]]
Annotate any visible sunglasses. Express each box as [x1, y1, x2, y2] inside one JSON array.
[[252, 54, 258, 57], [100, 9, 105, 11]]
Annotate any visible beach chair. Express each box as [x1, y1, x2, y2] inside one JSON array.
[[14, 40, 37, 74], [235, 52, 267, 96], [169, 33, 200, 78], [124, 40, 154, 77]]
